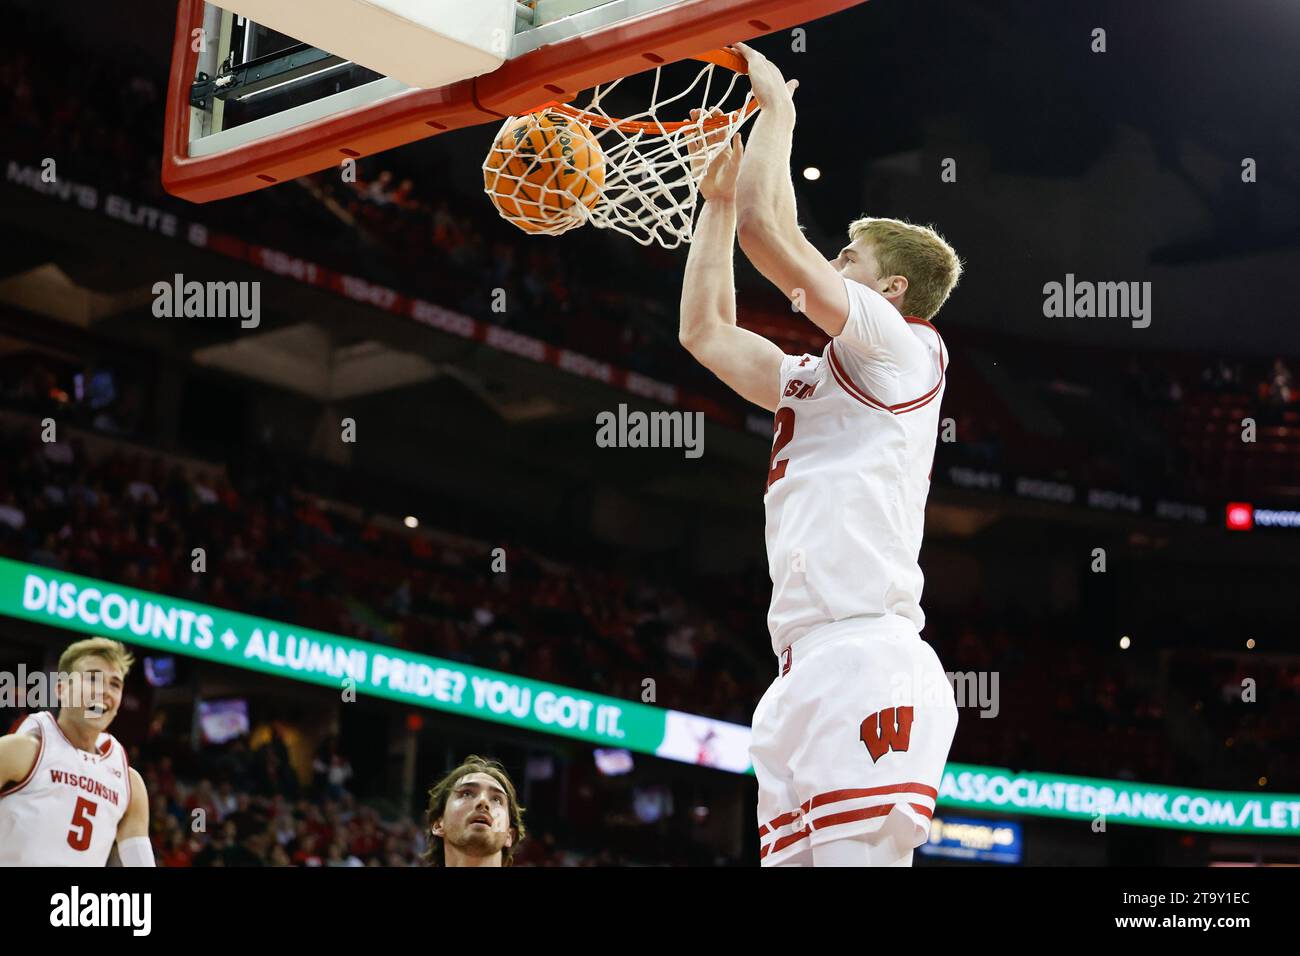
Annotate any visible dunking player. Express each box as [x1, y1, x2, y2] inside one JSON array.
[[679, 45, 962, 866], [0, 637, 153, 866], [422, 755, 526, 867]]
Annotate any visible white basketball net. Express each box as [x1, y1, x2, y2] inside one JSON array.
[[482, 59, 758, 249]]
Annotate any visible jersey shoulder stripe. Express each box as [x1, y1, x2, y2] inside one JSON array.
[[826, 318, 946, 414]]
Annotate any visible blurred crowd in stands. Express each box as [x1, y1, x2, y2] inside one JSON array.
[[1199, 356, 1294, 409], [928, 608, 1300, 791], [0, 420, 768, 724], [141, 748, 426, 868], [1169, 652, 1300, 793], [126, 733, 657, 866], [936, 341, 1300, 499], [0, 358, 147, 438]]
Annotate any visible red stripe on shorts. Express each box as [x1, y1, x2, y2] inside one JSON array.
[[813, 800, 937, 832], [769, 826, 812, 855], [808, 783, 938, 810], [814, 804, 895, 831]]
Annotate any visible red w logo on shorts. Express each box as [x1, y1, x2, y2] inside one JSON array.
[[860, 706, 914, 762]]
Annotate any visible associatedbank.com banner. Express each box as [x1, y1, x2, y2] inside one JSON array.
[[3, 557, 1298, 835], [940, 765, 1300, 836], [0, 558, 753, 773]]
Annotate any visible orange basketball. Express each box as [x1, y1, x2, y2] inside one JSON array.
[[483, 111, 605, 234]]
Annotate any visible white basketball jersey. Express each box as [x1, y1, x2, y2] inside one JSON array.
[[0, 711, 131, 866], [764, 276, 947, 655]]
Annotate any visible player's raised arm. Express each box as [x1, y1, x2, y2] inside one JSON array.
[[114, 768, 155, 866], [732, 43, 850, 338], [0, 732, 38, 791], [679, 111, 785, 413]]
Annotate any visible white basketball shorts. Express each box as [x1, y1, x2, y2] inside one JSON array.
[[750, 615, 959, 866]]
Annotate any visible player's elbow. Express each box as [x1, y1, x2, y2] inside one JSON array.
[[678, 323, 711, 355], [735, 208, 778, 245], [736, 212, 790, 264]]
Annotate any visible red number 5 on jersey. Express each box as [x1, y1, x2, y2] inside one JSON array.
[[67, 796, 97, 851]]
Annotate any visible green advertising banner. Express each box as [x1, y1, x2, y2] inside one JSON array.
[[2, 556, 1297, 835], [940, 764, 1300, 836], [0, 558, 754, 774]]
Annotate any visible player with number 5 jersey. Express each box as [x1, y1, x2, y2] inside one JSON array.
[[0, 638, 153, 866], [679, 44, 963, 866]]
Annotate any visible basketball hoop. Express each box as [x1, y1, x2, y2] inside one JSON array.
[[482, 50, 758, 248]]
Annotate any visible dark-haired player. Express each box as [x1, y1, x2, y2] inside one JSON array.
[[423, 755, 525, 867]]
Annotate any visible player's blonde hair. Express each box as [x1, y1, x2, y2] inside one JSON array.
[[422, 755, 526, 867], [848, 217, 962, 320], [58, 637, 135, 678]]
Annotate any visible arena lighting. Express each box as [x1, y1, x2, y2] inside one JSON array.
[[594, 748, 634, 776], [802, 166, 821, 181], [403, 515, 419, 529], [1119, 635, 1131, 650], [1225, 502, 1254, 530]]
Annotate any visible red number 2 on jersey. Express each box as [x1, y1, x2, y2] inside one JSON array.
[[67, 796, 97, 851], [767, 407, 796, 490]]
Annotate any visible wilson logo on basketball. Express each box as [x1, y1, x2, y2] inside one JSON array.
[[860, 706, 914, 762]]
